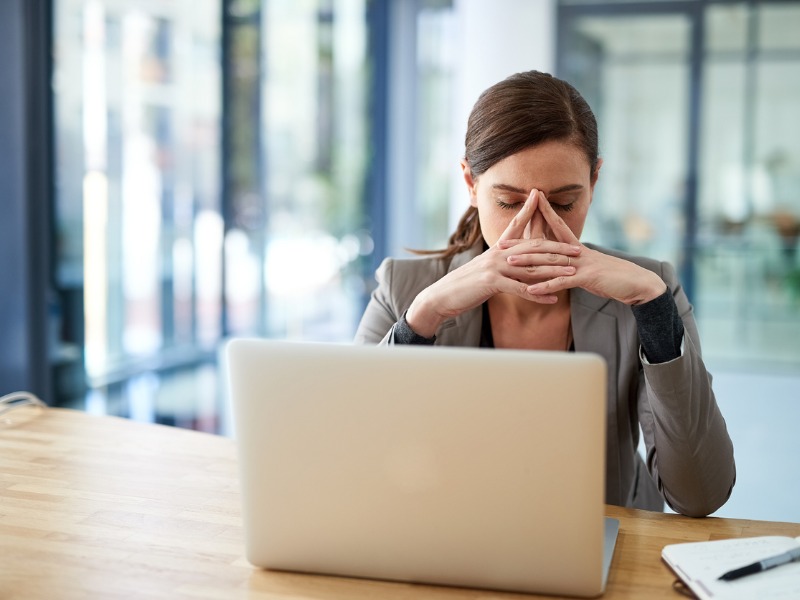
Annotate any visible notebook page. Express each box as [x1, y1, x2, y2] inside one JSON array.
[[663, 536, 800, 600]]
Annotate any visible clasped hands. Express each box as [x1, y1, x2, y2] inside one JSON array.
[[406, 189, 667, 339]]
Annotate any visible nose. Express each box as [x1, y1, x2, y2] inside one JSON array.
[[529, 206, 547, 240]]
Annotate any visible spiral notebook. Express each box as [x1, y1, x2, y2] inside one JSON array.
[[662, 535, 800, 600]]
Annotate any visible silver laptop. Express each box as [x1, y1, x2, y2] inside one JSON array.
[[226, 339, 618, 597]]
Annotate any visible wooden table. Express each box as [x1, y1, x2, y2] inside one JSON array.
[[2, 408, 798, 599]]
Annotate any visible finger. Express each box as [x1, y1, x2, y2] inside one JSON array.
[[498, 278, 559, 304], [523, 218, 532, 240], [498, 237, 582, 256], [498, 189, 538, 243], [526, 275, 577, 296], [538, 193, 581, 245], [529, 191, 546, 239], [507, 249, 579, 268], [515, 264, 577, 283]]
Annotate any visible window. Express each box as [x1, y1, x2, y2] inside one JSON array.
[[255, 0, 371, 341], [52, 0, 377, 429], [558, 0, 800, 371], [54, 0, 222, 391]]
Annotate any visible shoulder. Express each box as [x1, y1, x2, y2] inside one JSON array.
[[374, 245, 480, 308], [377, 254, 449, 286], [377, 243, 481, 286], [372, 254, 450, 310]]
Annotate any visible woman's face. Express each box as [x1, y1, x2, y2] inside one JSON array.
[[462, 140, 600, 246]]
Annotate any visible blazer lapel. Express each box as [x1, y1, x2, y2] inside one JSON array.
[[571, 288, 623, 505], [570, 288, 616, 356]]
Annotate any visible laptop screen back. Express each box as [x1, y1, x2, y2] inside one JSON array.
[[227, 340, 609, 597]]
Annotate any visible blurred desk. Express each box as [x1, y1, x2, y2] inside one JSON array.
[[2, 408, 799, 599]]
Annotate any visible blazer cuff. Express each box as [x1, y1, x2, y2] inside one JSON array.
[[392, 310, 437, 345]]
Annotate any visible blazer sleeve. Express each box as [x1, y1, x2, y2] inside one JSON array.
[[637, 260, 736, 517], [354, 258, 401, 345]]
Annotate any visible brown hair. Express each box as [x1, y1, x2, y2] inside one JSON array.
[[418, 70, 599, 259]]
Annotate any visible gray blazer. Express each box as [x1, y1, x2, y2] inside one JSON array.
[[355, 243, 736, 517]]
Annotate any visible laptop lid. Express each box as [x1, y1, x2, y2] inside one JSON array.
[[227, 339, 613, 597]]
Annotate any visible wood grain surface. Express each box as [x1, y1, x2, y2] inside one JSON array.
[[2, 408, 798, 599]]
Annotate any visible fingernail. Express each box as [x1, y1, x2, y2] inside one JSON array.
[[571, 245, 582, 252], [565, 266, 576, 274]]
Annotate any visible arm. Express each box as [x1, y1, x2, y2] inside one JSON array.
[[354, 258, 403, 345], [519, 195, 734, 516], [354, 257, 447, 345], [637, 261, 736, 517]]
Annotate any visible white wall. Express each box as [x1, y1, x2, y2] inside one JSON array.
[[448, 0, 557, 227], [709, 370, 800, 523]]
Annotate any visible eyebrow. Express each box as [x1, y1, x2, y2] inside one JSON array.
[[491, 183, 584, 196]]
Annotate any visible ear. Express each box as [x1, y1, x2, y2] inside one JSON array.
[[460, 159, 479, 207], [590, 158, 603, 189], [589, 158, 603, 203]]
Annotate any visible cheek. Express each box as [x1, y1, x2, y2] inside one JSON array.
[[563, 206, 590, 237], [478, 206, 513, 244]]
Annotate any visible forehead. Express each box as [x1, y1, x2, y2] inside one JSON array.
[[478, 141, 591, 193]]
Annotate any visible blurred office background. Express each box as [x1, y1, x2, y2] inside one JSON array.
[[1, 0, 798, 521]]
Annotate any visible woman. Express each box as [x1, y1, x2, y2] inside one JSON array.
[[355, 70, 735, 517]]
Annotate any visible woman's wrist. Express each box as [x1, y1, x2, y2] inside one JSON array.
[[406, 292, 446, 339], [629, 272, 668, 306]]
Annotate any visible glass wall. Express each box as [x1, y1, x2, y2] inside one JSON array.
[[54, 0, 222, 408], [52, 0, 377, 428], [255, 0, 370, 341], [561, 13, 691, 264], [559, 0, 800, 372], [698, 2, 800, 370]]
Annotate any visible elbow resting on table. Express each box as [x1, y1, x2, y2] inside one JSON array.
[[667, 466, 737, 518]]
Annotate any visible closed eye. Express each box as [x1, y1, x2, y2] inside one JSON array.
[[496, 200, 524, 210], [547, 192, 580, 213]]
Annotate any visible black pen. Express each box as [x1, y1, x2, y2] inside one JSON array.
[[718, 546, 800, 581]]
